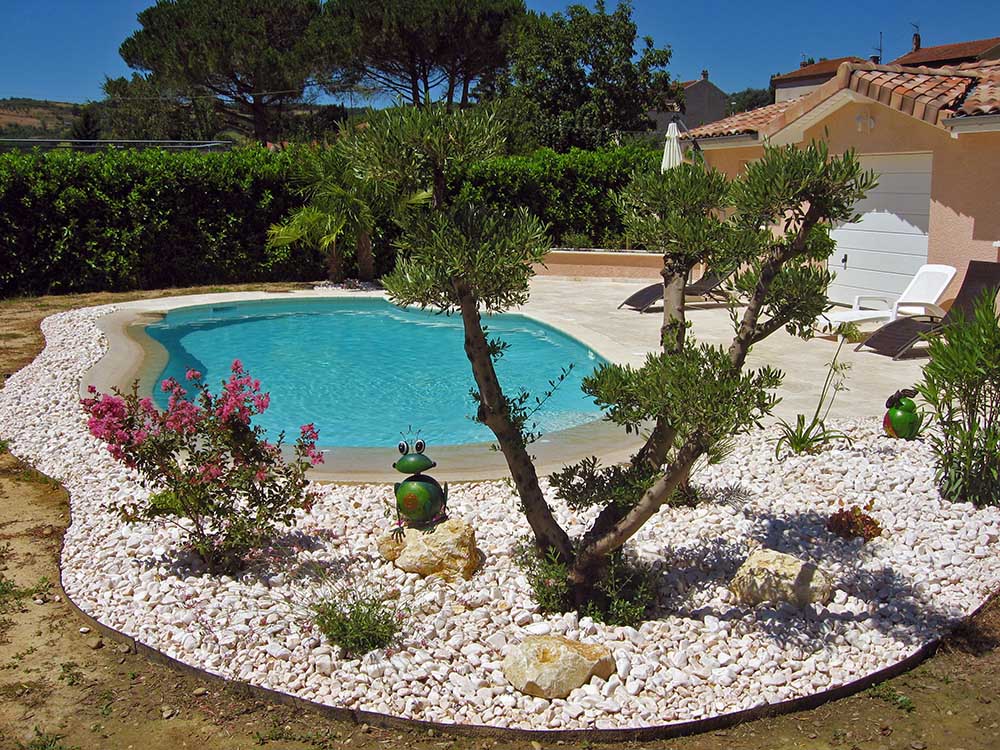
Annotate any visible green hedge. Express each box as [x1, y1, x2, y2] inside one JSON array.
[[456, 145, 657, 246], [0, 147, 322, 297], [1, 144, 657, 298]]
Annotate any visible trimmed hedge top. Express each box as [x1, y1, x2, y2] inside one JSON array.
[[1, 144, 657, 298], [456, 145, 657, 247], [0, 147, 319, 297]]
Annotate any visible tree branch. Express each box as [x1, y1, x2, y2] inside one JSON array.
[[454, 281, 574, 563]]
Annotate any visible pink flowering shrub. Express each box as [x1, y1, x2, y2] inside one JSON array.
[[81, 360, 324, 569]]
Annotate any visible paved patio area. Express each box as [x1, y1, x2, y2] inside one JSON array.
[[518, 277, 925, 422]]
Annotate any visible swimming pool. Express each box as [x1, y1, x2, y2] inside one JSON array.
[[144, 298, 606, 447]]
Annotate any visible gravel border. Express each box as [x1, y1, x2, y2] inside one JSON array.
[[1, 303, 999, 734]]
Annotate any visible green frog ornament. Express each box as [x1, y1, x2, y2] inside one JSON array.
[[392, 437, 448, 532]]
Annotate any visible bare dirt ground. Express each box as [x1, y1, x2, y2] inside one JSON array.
[[1, 285, 998, 750]]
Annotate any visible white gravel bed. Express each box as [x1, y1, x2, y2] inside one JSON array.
[[2, 304, 1000, 731]]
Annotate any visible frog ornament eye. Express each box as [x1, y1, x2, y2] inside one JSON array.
[[397, 440, 409, 455], [415, 439, 426, 454]]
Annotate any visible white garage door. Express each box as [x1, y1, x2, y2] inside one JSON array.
[[827, 153, 932, 306]]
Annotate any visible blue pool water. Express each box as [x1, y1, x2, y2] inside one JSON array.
[[145, 298, 606, 447]]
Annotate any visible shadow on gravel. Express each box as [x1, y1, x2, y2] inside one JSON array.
[[641, 487, 962, 652]]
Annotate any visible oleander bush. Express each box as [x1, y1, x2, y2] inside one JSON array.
[[917, 290, 1000, 507], [81, 361, 323, 569], [455, 145, 656, 246], [0, 146, 322, 297]]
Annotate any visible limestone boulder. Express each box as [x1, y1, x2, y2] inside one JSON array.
[[502, 635, 614, 699], [729, 548, 834, 607], [376, 518, 480, 581]]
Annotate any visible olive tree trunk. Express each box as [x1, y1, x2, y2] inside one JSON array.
[[454, 281, 575, 563]]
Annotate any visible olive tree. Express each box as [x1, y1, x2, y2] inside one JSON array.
[[372, 107, 875, 608]]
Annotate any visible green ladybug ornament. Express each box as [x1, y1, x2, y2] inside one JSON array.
[[393, 437, 448, 527], [884, 388, 922, 440]]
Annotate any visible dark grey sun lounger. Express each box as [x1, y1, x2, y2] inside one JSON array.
[[855, 260, 1000, 359], [618, 269, 732, 313]]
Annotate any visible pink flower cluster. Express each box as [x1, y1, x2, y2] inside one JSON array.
[[300, 422, 324, 465], [212, 359, 270, 425], [81, 359, 325, 566], [160, 377, 202, 435], [82, 385, 158, 463], [82, 359, 324, 477]]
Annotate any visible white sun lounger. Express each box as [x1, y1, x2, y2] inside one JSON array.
[[818, 263, 956, 330]]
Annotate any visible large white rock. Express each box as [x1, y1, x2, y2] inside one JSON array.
[[502, 635, 615, 699], [377, 518, 481, 581], [729, 548, 834, 607]]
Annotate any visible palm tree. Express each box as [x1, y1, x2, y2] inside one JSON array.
[[267, 130, 429, 282]]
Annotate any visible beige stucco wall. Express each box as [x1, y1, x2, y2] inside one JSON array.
[[702, 144, 764, 178], [775, 80, 825, 102], [533, 250, 662, 279], [703, 100, 1000, 302]]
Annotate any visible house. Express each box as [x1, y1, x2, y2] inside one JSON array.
[[772, 57, 867, 102], [890, 33, 1000, 68], [650, 70, 729, 131], [684, 59, 1000, 306]]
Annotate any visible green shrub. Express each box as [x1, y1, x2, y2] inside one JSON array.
[[917, 290, 1000, 506], [559, 231, 594, 249], [516, 541, 654, 627], [312, 588, 404, 656], [81, 363, 322, 569], [0, 146, 323, 297], [455, 145, 656, 246]]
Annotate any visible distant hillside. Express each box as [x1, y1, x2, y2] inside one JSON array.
[[0, 98, 80, 139]]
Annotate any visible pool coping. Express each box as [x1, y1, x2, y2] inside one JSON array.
[[82, 289, 645, 482]]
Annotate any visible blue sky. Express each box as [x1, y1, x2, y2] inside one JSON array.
[[1, 1, 999, 103]]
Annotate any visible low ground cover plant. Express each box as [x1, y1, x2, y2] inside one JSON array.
[[917, 290, 1000, 507], [312, 587, 404, 657], [773, 333, 853, 458], [81, 361, 323, 569], [827, 500, 883, 542]]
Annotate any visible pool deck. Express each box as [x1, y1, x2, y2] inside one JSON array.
[[83, 278, 924, 482]]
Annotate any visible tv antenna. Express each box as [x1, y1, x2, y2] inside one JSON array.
[[873, 31, 883, 64]]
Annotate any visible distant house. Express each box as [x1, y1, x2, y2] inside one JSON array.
[[890, 33, 1000, 68], [772, 57, 867, 102], [649, 70, 728, 131], [683, 58, 1000, 308]]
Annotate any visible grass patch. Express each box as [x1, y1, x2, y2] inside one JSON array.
[[58, 662, 84, 687], [0, 543, 51, 641], [0, 679, 53, 708], [17, 728, 78, 750], [869, 681, 915, 712], [253, 721, 337, 748]]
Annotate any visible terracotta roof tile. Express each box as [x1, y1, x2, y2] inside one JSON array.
[[685, 98, 801, 139], [687, 59, 1000, 140], [891, 36, 1000, 66], [959, 70, 1000, 116], [772, 56, 867, 83]]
